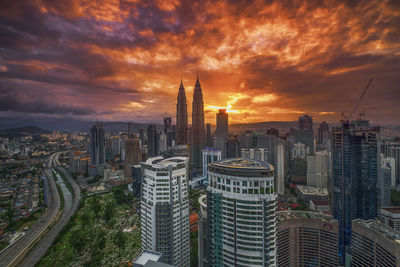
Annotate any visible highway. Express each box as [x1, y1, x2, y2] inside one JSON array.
[[20, 165, 81, 266], [0, 153, 61, 266]]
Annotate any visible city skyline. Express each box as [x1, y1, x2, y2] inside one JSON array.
[[1, 0, 400, 125]]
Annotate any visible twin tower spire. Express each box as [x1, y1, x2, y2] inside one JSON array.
[[176, 74, 205, 168]]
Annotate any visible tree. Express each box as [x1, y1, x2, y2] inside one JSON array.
[[115, 229, 127, 258]]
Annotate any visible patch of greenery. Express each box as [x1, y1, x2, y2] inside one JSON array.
[[38, 193, 141, 267], [391, 189, 400, 206], [56, 184, 64, 210], [87, 175, 102, 184], [190, 230, 198, 267]]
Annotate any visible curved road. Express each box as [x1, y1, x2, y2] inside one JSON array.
[[0, 153, 61, 266], [21, 166, 81, 266]]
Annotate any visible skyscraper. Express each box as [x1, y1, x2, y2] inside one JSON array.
[[124, 137, 141, 179], [140, 157, 190, 266], [215, 109, 228, 158], [191, 75, 205, 168], [147, 125, 159, 157], [164, 117, 173, 149], [163, 117, 172, 133], [299, 114, 313, 130], [90, 123, 105, 166], [176, 80, 188, 145], [317, 121, 329, 144], [332, 119, 380, 265], [206, 123, 212, 147], [206, 158, 277, 266], [226, 136, 239, 158], [128, 121, 134, 137]]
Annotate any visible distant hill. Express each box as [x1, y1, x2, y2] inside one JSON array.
[[0, 126, 51, 138]]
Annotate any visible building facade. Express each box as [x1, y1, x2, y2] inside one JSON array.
[[277, 211, 339, 267], [140, 157, 190, 266], [176, 80, 188, 145], [307, 150, 328, 188], [332, 120, 380, 265], [206, 158, 278, 266], [124, 137, 141, 178], [191, 76, 205, 169], [90, 123, 105, 166], [352, 219, 400, 267]]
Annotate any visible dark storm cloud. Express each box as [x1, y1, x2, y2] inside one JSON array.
[[0, 0, 399, 123], [0, 93, 95, 115]]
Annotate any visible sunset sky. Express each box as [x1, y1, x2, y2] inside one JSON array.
[[0, 0, 399, 125]]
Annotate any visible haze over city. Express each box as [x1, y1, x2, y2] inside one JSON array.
[[1, 0, 400, 125]]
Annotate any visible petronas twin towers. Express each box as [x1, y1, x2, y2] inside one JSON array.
[[176, 75, 205, 169]]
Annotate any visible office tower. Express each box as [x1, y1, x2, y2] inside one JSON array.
[[239, 131, 253, 149], [379, 160, 392, 209], [276, 139, 287, 195], [215, 109, 229, 158], [266, 128, 279, 138], [139, 128, 146, 146], [317, 121, 329, 144], [206, 123, 212, 147], [147, 125, 159, 157], [387, 144, 400, 186], [307, 150, 328, 188], [215, 109, 228, 137], [257, 134, 277, 167], [198, 195, 208, 267], [294, 129, 314, 154], [381, 155, 396, 187], [332, 120, 380, 265], [124, 137, 141, 179], [163, 117, 172, 133], [299, 114, 313, 130], [206, 158, 277, 266], [90, 123, 105, 165], [241, 148, 268, 162], [110, 136, 121, 157], [202, 148, 221, 183], [278, 211, 339, 267], [292, 142, 308, 158], [159, 131, 167, 153], [380, 207, 400, 232], [131, 165, 142, 198], [140, 157, 190, 266], [176, 80, 188, 145], [226, 136, 239, 158], [352, 219, 400, 267], [128, 122, 134, 137], [191, 75, 205, 168]]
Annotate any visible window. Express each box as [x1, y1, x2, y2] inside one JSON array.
[[242, 181, 247, 186]]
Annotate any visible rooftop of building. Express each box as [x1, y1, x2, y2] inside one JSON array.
[[382, 207, 400, 214], [296, 185, 328, 196], [278, 210, 336, 223], [210, 158, 271, 170], [144, 156, 188, 169], [311, 200, 330, 206], [353, 219, 400, 242], [132, 250, 162, 265]]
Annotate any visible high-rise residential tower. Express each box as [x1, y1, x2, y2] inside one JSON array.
[[147, 125, 159, 157], [317, 121, 329, 144], [140, 157, 190, 266], [192, 75, 205, 169], [206, 123, 212, 147], [90, 123, 105, 166], [176, 80, 188, 145], [206, 158, 278, 266], [332, 119, 380, 265]]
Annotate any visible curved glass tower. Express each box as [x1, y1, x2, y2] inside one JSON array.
[[206, 158, 277, 266]]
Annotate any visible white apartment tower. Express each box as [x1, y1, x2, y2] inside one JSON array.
[[140, 156, 190, 266], [206, 158, 278, 266]]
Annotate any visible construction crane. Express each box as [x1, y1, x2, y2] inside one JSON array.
[[342, 78, 373, 121]]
